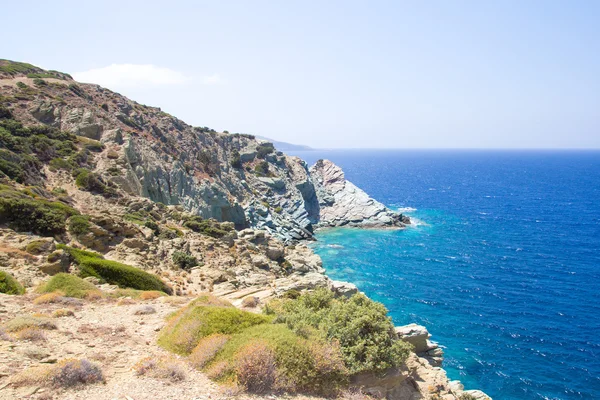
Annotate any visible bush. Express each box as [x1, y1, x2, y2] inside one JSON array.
[[53, 309, 75, 318], [254, 160, 270, 176], [235, 341, 276, 393], [158, 301, 270, 355], [0, 271, 25, 295], [33, 291, 65, 304], [144, 220, 160, 234], [241, 296, 259, 308], [0, 194, 78, 235], [256, 142, 275, 159], [211, 323, 348, 394], [68, 215, 91, 235], [15, 327, 47, 342], [133, 356, 186, 382], [59, 245, 172, 294], [2, 315, 57, 332], [172, 251, 198, 270], [189, 334, 230, 369], [269, 289, 412, 374], [183, 216, 231, 238], [39, 274, 94, 298], [39, 273, 100, 299], [75, 169, 115, 196], [50, 359, 104, 387], [230, 150, 242, 169]]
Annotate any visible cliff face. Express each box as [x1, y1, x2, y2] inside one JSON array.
[[0, 62, 408, 243]]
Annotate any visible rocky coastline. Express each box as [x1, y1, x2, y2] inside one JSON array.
[[0, 60, 489, 399]]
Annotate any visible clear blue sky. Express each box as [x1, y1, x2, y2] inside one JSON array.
[[3, 0, 599, 148]]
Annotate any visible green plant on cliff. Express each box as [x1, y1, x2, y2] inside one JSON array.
[[172, 251, 198, 270], [266, 288, 412, 374], [0, 186, 79, 235], [58, 245, 172, 294], [68, 215, 91, 235], [183, 216, 231, 238], [0, 271, 25, 295]]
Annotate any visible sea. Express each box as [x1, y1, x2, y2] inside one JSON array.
[[288, 149, 600, 400]]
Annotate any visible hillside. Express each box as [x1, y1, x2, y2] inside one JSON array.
[[0, 60, 488, 400]]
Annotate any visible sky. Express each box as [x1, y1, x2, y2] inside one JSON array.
[[3, 0, 599, 149]]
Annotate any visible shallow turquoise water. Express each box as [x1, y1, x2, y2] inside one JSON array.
[[291, 150, 600, 399]]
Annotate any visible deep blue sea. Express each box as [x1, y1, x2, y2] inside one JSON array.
[[289, 150, 600, 400]]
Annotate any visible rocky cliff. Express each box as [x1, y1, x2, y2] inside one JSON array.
[[0, 59, 408, 243], [0, 60, 490, 400]]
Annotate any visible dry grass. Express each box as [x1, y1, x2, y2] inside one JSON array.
[[2, 316, 57, 332], [52, 309, 75, 318], [15, 327, 47, 342], [189, 333, 229, 369], [33, 291, 65, 305], [241, 296, 259, 308], [117, 298, 137, 306], [50, 359, 105, 387], [234, 341, 277, 393], [133, 356, 186, 382], [206, 360, 232, 380], [140, 290, 164, 300]]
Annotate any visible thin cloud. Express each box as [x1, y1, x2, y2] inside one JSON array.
[[73, 64, 224, 89], [73, 64, 188, 88]]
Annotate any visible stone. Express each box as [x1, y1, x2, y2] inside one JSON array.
[[395, 324, 431, 353], [266, 245, 284, 261], [329, 280, 359, 297]]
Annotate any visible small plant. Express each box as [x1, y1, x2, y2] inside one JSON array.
[[256, 142, 275, 159], [144, 220, 160, 234], [50, 359, 104, 387], [53, 309, 75, 318], [32, 78, 47, 87], [16, 81, 28, 89], [241, 296, 259, 308], [68, 215, 91, 235], [38, 273, 100, 299], [133, 356, 186, 382], [2, 315, 57, 332], [172, 251, 198, 270], [230, 150, 242, 169], [33, 291, 65, 304], [254, 160, 270, 176], [15, 327, 47, 342], [0, 271, 25, 295], [234, 341, 276, 393]]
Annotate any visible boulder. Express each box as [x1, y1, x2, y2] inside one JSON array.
[[329, 280, 359, 297]]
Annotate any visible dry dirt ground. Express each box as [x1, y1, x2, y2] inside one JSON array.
[[0, 294, 321, 400]]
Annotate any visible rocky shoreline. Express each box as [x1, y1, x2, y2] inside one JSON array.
[[0, 62, 489, 399]]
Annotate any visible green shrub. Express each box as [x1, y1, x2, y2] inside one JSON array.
[[183, 216, 230, 238], [268, 289, 412, 374], [230, 150, 242, 169], [158, 302, 270, 355], [39, 273, 99, 298], [254, 161, 270, 176], [59, 245, 172, 294], [211, 323, 348, 394], [172, 251, 198, 270], [256, 142, 275, 159], [0, 271, 25, 295], [0, 193, 79, 235], [144, 220, 160, 234], [16, 81, 28, 89], [75, 169, 115, 197], [32, 78, 47, 87], [68, 215, 91, 235], [2, 315, 57, 332], [25, 240, 49, 254]]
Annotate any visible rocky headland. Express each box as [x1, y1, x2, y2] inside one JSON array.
[[0, 60, 489, 400]]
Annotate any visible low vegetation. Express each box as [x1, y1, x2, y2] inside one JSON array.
[[172, 251, 198, 270], [11, 358, 104, 388], [59, 245, 172, 294], [68, 214, 91, 235], [2, 315, 57, 333], [267, 288, 412, 374], [38, 273, 100, 298], [0, 185, 79, 235], [0, 271, 25, 295], [183, 215, 232, 238], [256, 142, 275, 159], [133, 356, 186, 382]]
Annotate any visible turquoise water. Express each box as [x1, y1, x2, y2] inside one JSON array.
[[291, 150, 600, 399]]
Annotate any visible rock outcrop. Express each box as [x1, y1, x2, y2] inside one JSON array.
[[0, 70, 408, 242], [311, 159, 410, 228]]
